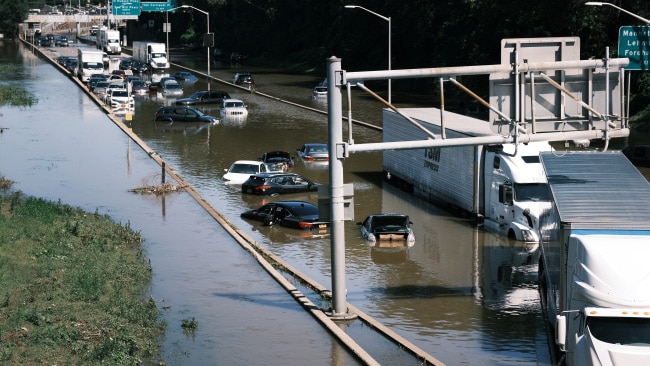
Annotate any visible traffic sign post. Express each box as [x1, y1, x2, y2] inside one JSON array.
[[618, 26, 650, 70]]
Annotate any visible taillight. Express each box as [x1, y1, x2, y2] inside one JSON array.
[[254, 185, 271, 192], [298, 222, 314, 229], [304, 156, 315, 161]]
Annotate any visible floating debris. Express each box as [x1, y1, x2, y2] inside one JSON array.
[[129, 182, 187, 196]]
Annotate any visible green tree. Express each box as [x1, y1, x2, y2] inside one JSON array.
[[0, 0, 28, 36]]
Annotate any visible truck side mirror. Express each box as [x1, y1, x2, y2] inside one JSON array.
[[499, 184, 513, 205], [555, 314, 567, 351]]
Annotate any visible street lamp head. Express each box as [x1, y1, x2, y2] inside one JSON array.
[[344, 5, 358, 9], [585, 2, 604, 6]]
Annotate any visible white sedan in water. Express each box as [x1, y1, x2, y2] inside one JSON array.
[[223, 160, 282, 185]]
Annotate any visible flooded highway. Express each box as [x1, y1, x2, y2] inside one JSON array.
[[4, 37, 650, 364]]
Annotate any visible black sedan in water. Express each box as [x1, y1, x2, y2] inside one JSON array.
[[240, 201, 329, 231], [241, 173, 320, 196], [357, 213, 415, 247]]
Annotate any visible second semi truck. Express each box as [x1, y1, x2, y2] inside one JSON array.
[[132, 41, 169, 72], [538, 151, 650, 365]]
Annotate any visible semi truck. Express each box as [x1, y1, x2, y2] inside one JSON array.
[[77, 48, 105, 82], [132, 41, 169, 72], [537, 151, 650, 365], [96, 28, 121, 55], [382, 108, 553, 242]]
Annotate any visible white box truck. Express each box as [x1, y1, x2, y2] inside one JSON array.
[[96, 28, 121, 55], [132, 41, 169, 72], [538, 151, 650, 365], [382, 108, 553, 242], [77, 48, 105, 82]]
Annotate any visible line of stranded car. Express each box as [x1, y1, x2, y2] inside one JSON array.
[[60, 46, 413, 246]]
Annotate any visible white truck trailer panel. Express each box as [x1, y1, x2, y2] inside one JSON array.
[[383, 108, 493, 215]]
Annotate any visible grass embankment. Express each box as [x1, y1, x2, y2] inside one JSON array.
[[0, 181, 165, 365]]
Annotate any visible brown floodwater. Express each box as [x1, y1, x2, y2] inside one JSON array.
[[5, 37, 650, 365]]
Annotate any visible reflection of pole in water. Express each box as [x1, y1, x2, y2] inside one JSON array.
[[126, 136, 132, 175], [161, 192, 166, 218]]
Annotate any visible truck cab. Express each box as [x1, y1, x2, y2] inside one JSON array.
[[482, 142, 552, 242]]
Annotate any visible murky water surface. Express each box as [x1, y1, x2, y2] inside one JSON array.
[[3, 39, 650, 365]]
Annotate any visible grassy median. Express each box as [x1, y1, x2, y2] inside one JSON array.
[[0, 184, 165, 365]]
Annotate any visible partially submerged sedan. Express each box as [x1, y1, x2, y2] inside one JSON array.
[[296, 143, 329, 163], [358, 214, 415, 247], [223, 160, 279, 185], [241, 173, 320, 196], [241, 201, 329, 231]]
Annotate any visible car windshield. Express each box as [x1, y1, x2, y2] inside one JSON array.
[[166, 84, 181, 90], [83, 62, 103, 69], [225, 101, 244, 108], [230, 164, 260, 174]]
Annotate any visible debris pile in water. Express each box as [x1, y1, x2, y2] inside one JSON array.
[[129, 181, 186, 195]]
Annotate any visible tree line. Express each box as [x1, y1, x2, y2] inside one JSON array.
[[6, 0, 650, 121]]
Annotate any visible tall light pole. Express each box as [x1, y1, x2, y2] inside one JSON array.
[[585, 2, 650, 24], [345, 5, 392, 104], [168, 5, 212, 90]]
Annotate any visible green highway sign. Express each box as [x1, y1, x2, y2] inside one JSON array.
[[112, 0, 140, 16], [619, 26, 650, 70], [141, 1, 174, 12]]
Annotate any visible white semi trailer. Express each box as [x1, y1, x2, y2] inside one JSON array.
[[96, 28, 121, 55], [382, 108, 553, 242], [538, 151, 650, 366], [132, 41, 169, 72]]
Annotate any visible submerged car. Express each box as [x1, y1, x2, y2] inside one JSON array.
[[130, 80, 149, 94], [259, 151, 294, 171], [296, 143, 329, 162], [312, 85, 327, 99], [223, 160, 279, 185], [161, 80, 183, 97], [220, 98, 248, 117], [154, 106, 219, 123], [176, 90, 231, 106], [171, 71, 198, 84], [358, 214, 415, 246], [130, 60, 149, 73], [241, 173, 320, 196], [241, 201, 329, 231], [232, 72, 254, 88]]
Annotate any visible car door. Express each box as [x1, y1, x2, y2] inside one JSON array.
[[184, 109, 200, 122], [256, 204, 276, 225]]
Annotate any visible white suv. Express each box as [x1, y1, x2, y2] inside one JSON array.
[[107, 89, 134, 110]]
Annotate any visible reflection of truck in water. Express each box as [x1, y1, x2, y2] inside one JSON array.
[[383, 108, 552, 242], [538, 151, 650, 366], [132, 41, 169, 72], [77, 48, 105, 82], [96, 28, 121, 55]]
